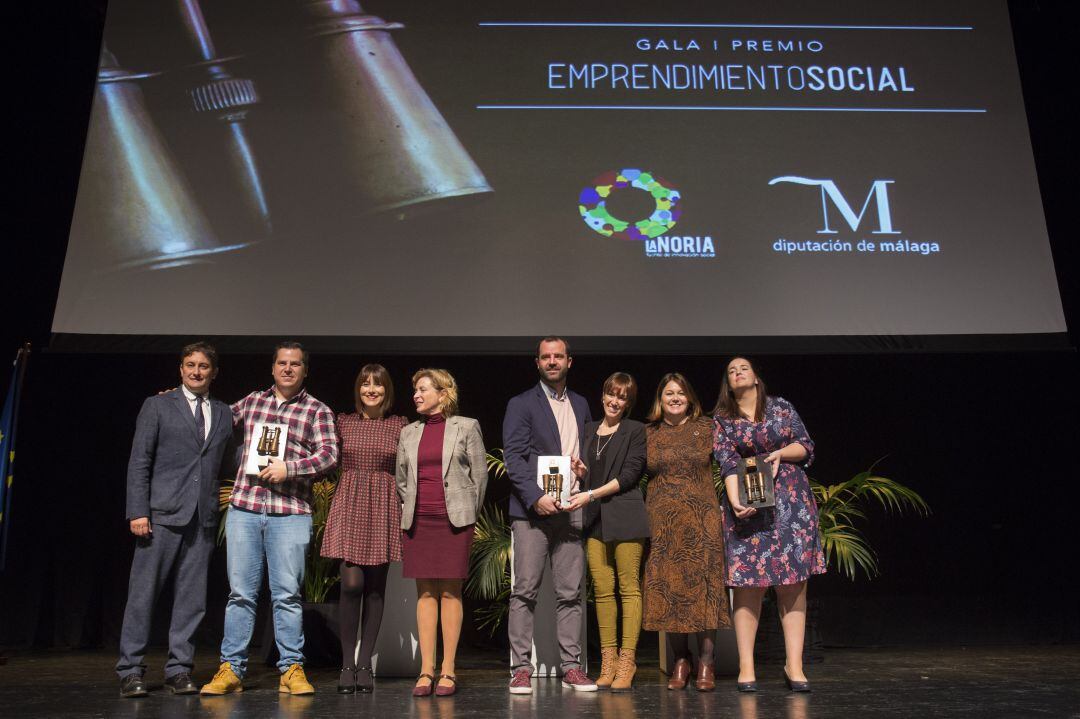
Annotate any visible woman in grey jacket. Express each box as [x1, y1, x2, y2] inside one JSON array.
[[397, 368, 487, 697]]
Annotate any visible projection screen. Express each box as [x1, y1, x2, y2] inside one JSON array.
[[51, 0, 1068, 352]]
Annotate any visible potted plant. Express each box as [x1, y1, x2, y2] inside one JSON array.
[[465, 451, 513, 635]]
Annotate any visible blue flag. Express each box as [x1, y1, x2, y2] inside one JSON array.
[[0, 346, 28, 570]]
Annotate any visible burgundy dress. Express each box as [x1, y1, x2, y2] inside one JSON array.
[[321, 413, 406, 565], [401, 414, 475, 579]]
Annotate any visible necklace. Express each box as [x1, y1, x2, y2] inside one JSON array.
[[595, 432, 615, 458]]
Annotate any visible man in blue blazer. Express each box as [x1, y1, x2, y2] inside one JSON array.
[[503, 337, 596, 693], [116, 343, 236, 698]]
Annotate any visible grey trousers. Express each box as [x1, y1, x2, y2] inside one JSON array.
[[509, 514, 585, 673], [116, 517, 215, 678]]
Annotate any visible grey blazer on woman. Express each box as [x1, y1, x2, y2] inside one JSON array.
[[396, 415, 488, 530]]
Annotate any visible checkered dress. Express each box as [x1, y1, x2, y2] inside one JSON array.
[[229, 387, 339, 515], [321, 413, 407, 565]]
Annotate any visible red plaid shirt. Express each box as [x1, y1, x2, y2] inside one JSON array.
[[230, 387, 339, 515]]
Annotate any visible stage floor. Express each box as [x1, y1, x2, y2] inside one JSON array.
[[1, 646, 1077, 718]]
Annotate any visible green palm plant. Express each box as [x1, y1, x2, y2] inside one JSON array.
[[810, 463, 929, 580], [302, 478, 340, 602], [466, 503, 513, 634], [466, 451, 513, 635]]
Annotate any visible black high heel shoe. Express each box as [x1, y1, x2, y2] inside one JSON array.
[[736, 680, 758, 693], [355, 666, 374, 693], [337, 668, 356, 694], [783, 668, 811, 693]]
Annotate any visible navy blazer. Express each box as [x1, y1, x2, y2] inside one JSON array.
[[126, 388, 236, 527], [502, 382, 592, 520]]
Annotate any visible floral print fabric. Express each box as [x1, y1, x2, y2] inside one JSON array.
[[713, 397, 826, 587]]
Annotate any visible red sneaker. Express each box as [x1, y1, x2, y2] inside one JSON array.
[[508, 669, 533, 694], [561, 667, 598, 692]]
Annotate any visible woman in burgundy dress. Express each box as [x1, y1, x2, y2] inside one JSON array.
[[321, 364, 407, 694], [396, 369, 488, 697]]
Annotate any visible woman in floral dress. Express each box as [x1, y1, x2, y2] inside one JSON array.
[[713, 357, 825, 693], [321, 364, 407, 693]]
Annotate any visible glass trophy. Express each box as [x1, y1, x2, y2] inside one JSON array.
[[244, 421, 288, 475], [736, 455, 776, 509], [543, 464, 564, 500], [256, 425, 282, 469], [536, 455, 572, 505]]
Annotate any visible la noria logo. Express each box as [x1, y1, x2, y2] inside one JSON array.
[[578, 168, 714, 258], [579, 169, 681, 240]]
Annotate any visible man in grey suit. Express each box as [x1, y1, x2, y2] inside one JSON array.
[[116, 343, 236, 698], [503, 337, 596, 693]]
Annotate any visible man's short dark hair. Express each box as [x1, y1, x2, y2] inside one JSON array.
[[535, 336, 571, 358], [273, 341, 309, 370], [181, 341, 218, 369]]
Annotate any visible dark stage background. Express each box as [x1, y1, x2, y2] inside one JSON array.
[[2, 0, 1078, 653]]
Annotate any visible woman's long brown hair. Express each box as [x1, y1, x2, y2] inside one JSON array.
[[712, 356, 767, 422]]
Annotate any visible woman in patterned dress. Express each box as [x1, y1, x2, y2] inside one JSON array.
[[713, 357, 825, 693], [321, 364, 407, 694], [641, 373, 730, 692]]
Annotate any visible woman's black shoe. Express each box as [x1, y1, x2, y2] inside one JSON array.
[[337, 668, 356, 694], [736, 681, 758, 693], [356, 666, 374, 693], [783, 668, 811, 693]]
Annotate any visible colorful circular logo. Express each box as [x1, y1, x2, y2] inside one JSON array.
[[579, 169, 681, 241]]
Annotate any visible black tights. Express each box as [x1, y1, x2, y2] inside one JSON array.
[[666, 631, 715, 667], [339, 562, 390, 670]]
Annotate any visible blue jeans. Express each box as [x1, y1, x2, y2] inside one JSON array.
[[220, 508, 312, 676]]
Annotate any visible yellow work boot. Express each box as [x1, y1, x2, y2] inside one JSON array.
[[596, 647, 618, 689], [200, 662, 243, 695], [279, 663, 315, 695], [610, 648, 637, 692]]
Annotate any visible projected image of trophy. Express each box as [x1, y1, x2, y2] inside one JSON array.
[[176, 0, 271, 238], [245, 422, 288, 476], [736, 455, 776, 510], [70, 48, 224, 273], [289, 0, 493, 217]]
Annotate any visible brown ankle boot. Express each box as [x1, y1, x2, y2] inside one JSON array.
[[667, 657, 691, 690], [610, 648, 637, 692], [596, 647, 618, 689], [694, 661, 715, 692]]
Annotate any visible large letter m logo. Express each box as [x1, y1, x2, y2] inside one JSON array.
[[768, 176, 900, 235]]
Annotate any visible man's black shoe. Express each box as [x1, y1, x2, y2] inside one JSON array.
[[165, 672, 198, 695], [120, 674, 149, 698]]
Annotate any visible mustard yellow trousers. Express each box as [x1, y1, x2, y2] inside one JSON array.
[[586, 537, 645, 650]]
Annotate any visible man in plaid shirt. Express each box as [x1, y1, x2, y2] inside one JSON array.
[[201, 342, 338, 696]]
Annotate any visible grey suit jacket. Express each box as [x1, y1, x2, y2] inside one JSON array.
[[396, 415, 488, 529], [126, 388, 235, 527]]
